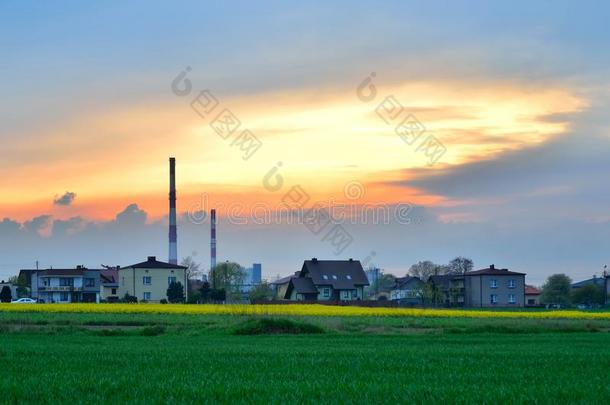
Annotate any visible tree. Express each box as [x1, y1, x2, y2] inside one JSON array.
[[9, 274, 29, 298], [167, 281, 185, 303], [408, 261, 447, 281], [210, 288, 226, 302], [249, 282, 274, 302], [0, 286, 12, 303], [369, 274, 396, 295], [541, 274, 572, 306], [448, 257, 473, 274], [181, 256, 202, 281], [209, 261, 246, 302], [199, 281, 212, 303], [571, 284, 605, 306]]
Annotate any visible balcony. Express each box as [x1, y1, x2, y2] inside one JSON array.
[[38, 286, 83, 292]]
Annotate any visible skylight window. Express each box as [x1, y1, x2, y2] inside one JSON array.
[[332, 275, 338, 280], [322, 275, 328, 280], [346, 275, 352, 280]]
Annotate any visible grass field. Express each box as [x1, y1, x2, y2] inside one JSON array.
[[2, 308, 610, 403]]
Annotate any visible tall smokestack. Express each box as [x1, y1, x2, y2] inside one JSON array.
[[168, 157, 178, 265], [210, 208, 217, 273]]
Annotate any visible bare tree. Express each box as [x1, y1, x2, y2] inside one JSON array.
[[181, 256, 202, 280]]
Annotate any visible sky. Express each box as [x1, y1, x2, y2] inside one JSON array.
[[1, 1, 610, 285]]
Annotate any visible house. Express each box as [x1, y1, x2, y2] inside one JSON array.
[[100, 268, 119, 302], [525, 285, 542, 307], [20, 266, 101, 303], [271, 273, 299, 300], [463, 264, 526, 307], [571, 276, 605, 290], [390, 276, 424, 304], [429, 274, 465, 307], [284, 258, 369, 301], [118, 256, 187, 303]]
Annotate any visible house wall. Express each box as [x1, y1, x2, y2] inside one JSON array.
[[526, 294, 541, 306], [101, 286, 119, 300], [118, 267, 187, 303], [466, 275, 525, 307]]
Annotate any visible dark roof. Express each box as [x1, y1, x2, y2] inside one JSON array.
[[465, 265, 525, 276], [394, 276, 423, 289], [123, 256, 187, 270], [289, 277, 318, 294], [271, 272, 300, 286], [101, 269, 118, 284], [572, 277, 605, 289], [41, 269, 84, 276], [300, 259, 369, 289]]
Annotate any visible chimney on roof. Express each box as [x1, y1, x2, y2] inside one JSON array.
[[490, 264, 495, 270], [312, 258, 318, 262], [148, 256, 156, 262], [349, 258, 353, 262]]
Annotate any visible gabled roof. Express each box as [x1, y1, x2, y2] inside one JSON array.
[[101, 269, 118, 284], [300, 259, 369, 289], [430, 274, 463, 288], [394, 276, 423, 290], [123, 256, 187, 270], [525, 285, 541, 295], [288, 277, 318, 295], [465, 265, 525, 276]]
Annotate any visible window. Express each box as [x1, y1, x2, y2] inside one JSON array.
[[143, 276, 151, 285], [323, 288, 330, 298], [168, 276, 177, 286], [322, 275, 328, 280], [332, 275, 338, 280], [60, 278, 74, 287], [527, 299, 536, 305], [342, 290, 350, 300], [508, 279, 516, 289], [351, 290, 357, 298], [508, 294, 516, 304], [346, 275, 352, 280], [490, 294, 498, 304], [490, 279, 498, 289], [60, 292, 70, 302], [111, 288, 117, 295], [143, 292, 151, 301], [84, 278, 95, 287]]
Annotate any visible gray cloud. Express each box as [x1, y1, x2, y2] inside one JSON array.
[[53, 192, 77, 206]]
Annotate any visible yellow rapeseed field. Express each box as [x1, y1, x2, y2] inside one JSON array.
[[1, 303, 610, 319]]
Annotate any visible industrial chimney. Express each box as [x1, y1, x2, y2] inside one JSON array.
[[168, 157, 178, 265], [210, 208, 217, 272]]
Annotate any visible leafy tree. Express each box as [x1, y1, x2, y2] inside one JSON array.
[[249, 282, 274, 302], [181, 256, 202, 281], [209, 261, 246, 301], [199, 281, 211, 303], [0, 286, 12, 303], [210, 288, 226, 303], [448, 257, 473, 274], [187, 291, 202, 304], [408, 261, 447, 281], [167, 281, 185, 303], [9, 274, 29, 298], [571, 284, 605, 306], [541, 274, 572, 306]]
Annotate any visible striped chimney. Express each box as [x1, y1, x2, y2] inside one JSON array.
[[168, 157, 178, 265]]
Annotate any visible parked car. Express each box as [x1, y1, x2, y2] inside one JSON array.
[[11, 298, 37, 304]]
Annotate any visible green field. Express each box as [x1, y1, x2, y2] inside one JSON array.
[[2, 312, 610, 404]]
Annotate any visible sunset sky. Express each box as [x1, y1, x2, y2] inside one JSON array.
[[2, 1, 610, 284]]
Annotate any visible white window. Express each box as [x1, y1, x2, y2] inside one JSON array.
[[143, 276, 151, 285], [322, 275, 328, 280], [490, 279, 498, 289], [508, 294, 516, 304], [332, 275, 338, 280], [168, 276, 177, 286], [143, 292, 151, 301], [490, 294, 498, 304], [323, 288, 330, 298], [508, 279, 515, 288], [346, 275, 352, 280], [342, 291, 349, 300]]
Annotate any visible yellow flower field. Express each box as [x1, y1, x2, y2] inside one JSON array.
[[1, 303, 609, 319]]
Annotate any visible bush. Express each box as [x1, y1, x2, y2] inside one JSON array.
[[166, 282, 185, 303], [122, 293, 138, 303], [0, 286, 12, 303], [232, 318, 325, 335], [160, 299, 168, 304]]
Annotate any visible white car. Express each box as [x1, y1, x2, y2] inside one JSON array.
[[11, 298, 37, 304]]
